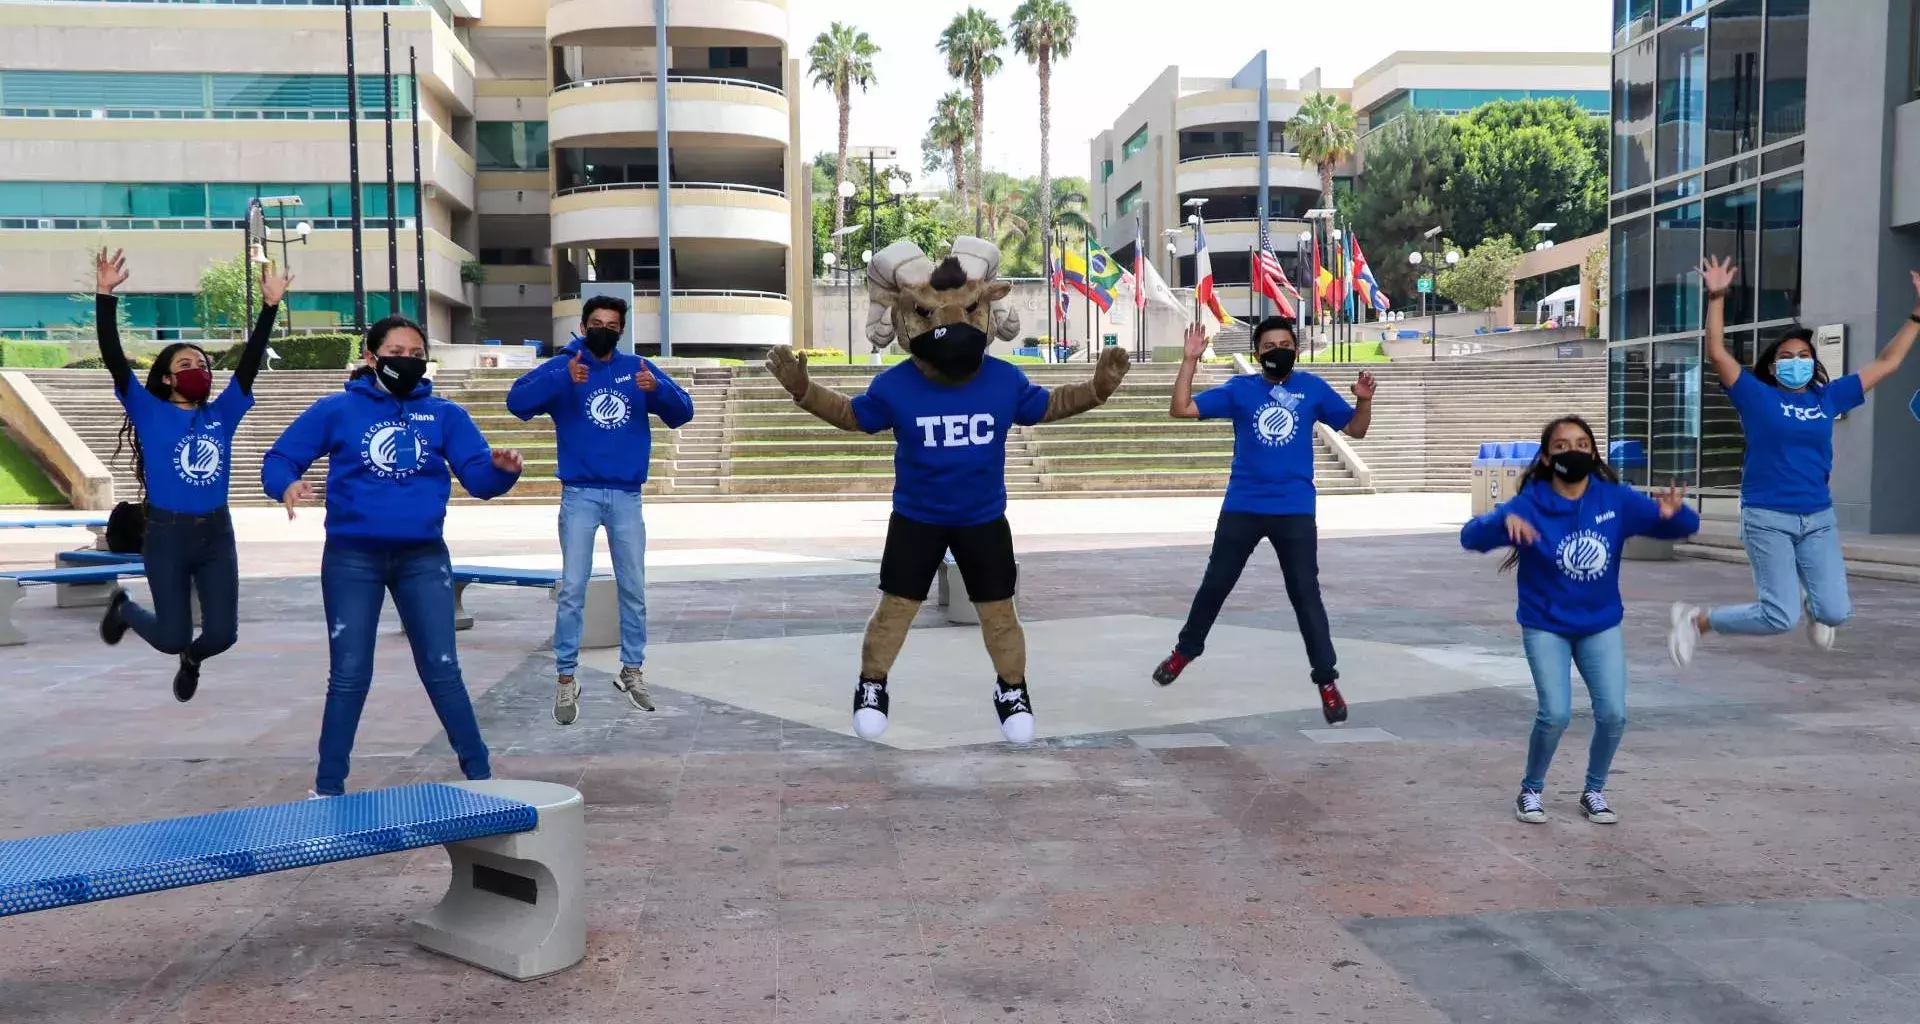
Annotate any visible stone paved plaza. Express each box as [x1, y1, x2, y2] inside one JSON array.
[[2, 496, 1918, 1023]]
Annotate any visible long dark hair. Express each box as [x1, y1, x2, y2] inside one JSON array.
[[348, 315, 429, 382], [111, 341, 210, 497], [1500, 414, 1619, 572], [1752, 327, 1828, 389]]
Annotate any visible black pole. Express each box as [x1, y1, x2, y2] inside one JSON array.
[[844, 259, 853, 363], [409, 47, 426, 325], [1082, 232, 1091, 362], [1430, 250, 1438, 361], [381, 12, 399, 316], [343, 0, 367, 332], [1247, 244, 1256, 326], [243, 199, 254, 325]]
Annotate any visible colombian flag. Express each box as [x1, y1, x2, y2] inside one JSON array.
[[1064, 244, 1123, 311]]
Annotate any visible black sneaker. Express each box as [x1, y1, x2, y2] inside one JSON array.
[[1580, 790, 1619, 824], [100, 589, 129, 645], [1515, 789, 1546, 824], [1317, 681, 1348, 725], [993, 678, 1035, 743], [852, 676, 889, 739], [1152, 650, 1193, 686], [173, 652, 201, 703]]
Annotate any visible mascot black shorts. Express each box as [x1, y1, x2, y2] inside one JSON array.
[[878, 512, 1018, 603]]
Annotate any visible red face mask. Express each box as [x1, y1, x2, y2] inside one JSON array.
[[171, 367, 212, 403]]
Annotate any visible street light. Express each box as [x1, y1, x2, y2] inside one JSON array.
[[842, 153, 905, 318], [244, 195, 307, 336], [1410, 233, 1461, 360], [829, 223, 863, 363]]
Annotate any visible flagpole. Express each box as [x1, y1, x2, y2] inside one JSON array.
[[1083, 232, 1092, 363]]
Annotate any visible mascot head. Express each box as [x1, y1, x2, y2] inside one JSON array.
[[865, 235, 1022, 382]]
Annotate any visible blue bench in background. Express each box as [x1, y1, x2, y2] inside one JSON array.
[[0, 562, 148, 647], [449, 565, 616, 648], [0, 780, 588, 980], [0, 516, 109, 530]]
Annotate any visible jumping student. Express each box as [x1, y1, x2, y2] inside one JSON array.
[[263, 316, 523, 797], [1462, 415, 1698, 825], [1669, 258, 1920, 666], [96, 247, 288, 702], [506, 294, 693, 726], [1152, 317, 1374, 724]]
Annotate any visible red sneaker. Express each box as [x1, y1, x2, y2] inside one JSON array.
[[1317, 681, 1348, 725], [1152, 650, 1192, 686]]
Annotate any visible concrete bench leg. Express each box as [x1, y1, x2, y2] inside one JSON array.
[[54, 573, 114, 610], [549, 577, 619, 649], [940, 560, 1018, 626], [413, 780, 587, 981], [0, 579, 25, 647], [453, 580, 475, 631]]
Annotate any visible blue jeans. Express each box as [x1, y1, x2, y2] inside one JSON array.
[[1709, 507, 1852, 636], [553, 484, 648, 675], [315, 541, 491, 796], [124, 507, 239, 662], [1520, 626, 1627, 794]]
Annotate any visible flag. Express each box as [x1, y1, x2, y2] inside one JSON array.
[[1344, 230, 1359, 322], [1138, 255, 1185, 312], [1315, 238, 1338, 311], [1192, 220, 1237, 326], [1350, 233, 1391, 314], [1253, 224, 1299, 320], [1049, 246, 1070, 321], [1064, 243, 1123, 311], [1133, 226, 1146, 311]]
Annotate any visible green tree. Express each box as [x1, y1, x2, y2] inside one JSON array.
[[195, 256, 265, 334], [921, 91, 973, 215], [1292, 92, 1358, 210], [937, 8, 1006, 235], [1006, 175, 1089, 275], [1010, 0, 1076, 268], [1449, 98, 1607, 251], [1437, 235, 1525, 311], [807, 23, 880, 249], [1342, 111, 1460, 307]]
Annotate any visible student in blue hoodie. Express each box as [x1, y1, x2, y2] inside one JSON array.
[[261, 316, 523, 797], [1461, 415, 1699, 826], [506, 295, 693, 726]]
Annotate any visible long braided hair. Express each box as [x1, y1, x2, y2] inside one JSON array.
[[1500, 415, 1619, 573], [110, 342, 209, 498]]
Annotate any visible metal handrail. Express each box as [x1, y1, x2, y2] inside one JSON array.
[[551, 74, 785, 97], [553, 181, 786, 199], [1177, 151, 1306, 164], [0, 106, 394, 121], [0, 216, 412, 231], [554, 289, 789, 301]]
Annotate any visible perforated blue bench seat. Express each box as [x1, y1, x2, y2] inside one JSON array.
[[0, 517, 108, 530], [54, 549, 143, 566], [0, 783, 536, 918], [450, 565, 567, 587], [0, 565, 143, 585]]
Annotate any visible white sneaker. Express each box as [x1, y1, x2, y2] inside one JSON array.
[[993, 679, 1035, 744], [554, 674, 580, 726], [1804, 599, 1836, 652], [1668, 603, 1701, 668], [615, 666, 653, 711], [853, 677, 889, 739]]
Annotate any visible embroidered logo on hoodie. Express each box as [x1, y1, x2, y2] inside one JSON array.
[[1253, 402, 1299, 447], [173, 434, 224, 485], [1556, 529, 1611, 583], [361, 420, 426, 479], [586, 389, 632, 430]]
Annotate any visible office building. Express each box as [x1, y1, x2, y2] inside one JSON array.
[[1606, 0, 1920, 533], [0, 0, 805, 353]]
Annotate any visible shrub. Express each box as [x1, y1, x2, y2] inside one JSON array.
[[271, 333, 361, 370], [0, 341, 68, 368]]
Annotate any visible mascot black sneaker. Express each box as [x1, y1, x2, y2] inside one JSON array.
[[853, 676, 889, 740], [993, 678, 1035, 743]]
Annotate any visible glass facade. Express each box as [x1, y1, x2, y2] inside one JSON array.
[[1115, 184, 1143, 219], [0, 182, 416, 229], [0, 71, 412, 118], [1121, 126, 1149, 161], [0, 292, 417, 336], [1610, 0, 1807, 497], [476, 122, 550, 171]]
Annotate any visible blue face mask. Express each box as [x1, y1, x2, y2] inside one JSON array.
[[1775, 357, 1815, 389]]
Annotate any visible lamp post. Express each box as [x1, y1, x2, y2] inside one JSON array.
[[245, 195, 309, 337], [1408, 230, 1461, 361], [840, 150, 907, 315], [827, 222, 864, 363]]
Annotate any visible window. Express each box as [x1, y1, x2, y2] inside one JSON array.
[[1654, 201, 1702, 335], [0, 182, 412, 225], [1658, 0, 1709, 21], [0, 71, 412, 117], [1706, 0, 1762, 166], [1608, 343, 1653, 488], [1122, 126, 1149, 161], [1612, 38, 1655, 192], [1100, 159, 1113, 182], [1650, 338, 1702, 484], [1758, 172, 1803, 321], [1615, 0, 1654, 48], [708, 47, 749, 69], [1115, 184, 1142, 219], [0, 292, 413, 331], [1704, 185, 1759, 325], [479, 248, 539, 265], [1700, 328, 1754, 493], [1611, 215, 1652, 341], [1406, 88, 1610, 115], [1656, 15, 1706, 179], [1764, 0, 1809, 145], [476, 121, 550, 171]]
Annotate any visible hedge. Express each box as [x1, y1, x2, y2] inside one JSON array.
[[0, 340, 67, 368], [260, 333, 361, 370], [64, 356, 153, 371]]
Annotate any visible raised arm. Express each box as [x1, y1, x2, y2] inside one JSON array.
[[641, 358, 695, 429], [262, 399, 333, 501], [1041, 346, 1129, 422], [1857, 270, 1920, 393], [1460, 493, 1542, 553], [440, 405, 521, 500], [1699, 256, 1744, 388], [1620, 482, 1701, 541], [1169, 324, 1208, 420], [93, 248, 134, 393], [230, 267, 290, 394], [506, 353, 577, 421], [766, 346, 861, 432]]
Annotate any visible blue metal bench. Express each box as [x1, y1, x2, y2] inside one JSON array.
[[0, 563, 149, 647], [448, 565, 614, 646], [0, 516, 108, 530], [0, 780, 589, 980]]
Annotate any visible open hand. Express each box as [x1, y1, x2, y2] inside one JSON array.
[[492, 449, 524, 474], [766, 345, 811, 400], [1352, 371, 1376, 400], [1909, 269, 1920, 308], [1505, 514, 1540, 546], [568, 350, 589, 384], [260, 264, 293, 307], [282, 479, 314, 520], [1655, 481, 1688, 519], [1182, 323, 1208, 362], [1093, 346, 1131, 400], [1699, 255, 1738, 296], [95, 248, 129, 295], [635, 366, 659, 392]]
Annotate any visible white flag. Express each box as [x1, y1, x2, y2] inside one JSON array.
[[1139, 258, 1185, 313]]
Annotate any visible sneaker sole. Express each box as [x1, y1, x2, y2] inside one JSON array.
[[554, 705, 578, 726], [1584, 812, 1619, 824], [1515, 810, 1547, 824], [616, 683, 653, 711], [1668, 603, 1696, 668]]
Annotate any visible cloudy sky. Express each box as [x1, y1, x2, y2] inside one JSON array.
[[788, 0, 1612, 185]]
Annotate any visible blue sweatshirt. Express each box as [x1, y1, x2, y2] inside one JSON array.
[[1460, 477, 1700, 636], [261, 374, 520, 546], [504, 340, 694, 491]]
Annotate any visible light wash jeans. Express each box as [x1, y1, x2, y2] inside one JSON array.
[[1520, 626, 1627, 794], [1708, 506, 1851, 636], [553, 484, 648, 675]]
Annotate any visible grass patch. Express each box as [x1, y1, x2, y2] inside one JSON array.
[[0, 432, 65, 506]]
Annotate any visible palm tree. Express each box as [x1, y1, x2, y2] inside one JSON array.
[[807, 23, 880, 247], [1010, 0, 1076, 261], [1291, 92, 1359, 210], [977, 175, 1029, 252], [937, 8, 1006, 235], [924, 91, 973, 217]]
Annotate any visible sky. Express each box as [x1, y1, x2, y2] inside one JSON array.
[[789, 0, 1612, 186]]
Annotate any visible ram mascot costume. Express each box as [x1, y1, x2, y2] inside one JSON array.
[[767, 236, 1129, 743]]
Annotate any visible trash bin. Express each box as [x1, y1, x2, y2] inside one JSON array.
[[1497, 442, 1539, 505], [1471, 443, 1497, 516]]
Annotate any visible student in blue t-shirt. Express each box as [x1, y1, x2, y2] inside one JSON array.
[[1462, 415, 1699, 826], [1152, 317, 1374, 725], [1669, 257, 1920, 668], [93, 247, 287, 703]]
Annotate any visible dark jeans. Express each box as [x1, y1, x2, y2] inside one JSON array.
[[123, 506, 239, 662], [1176, 512, 1339, 684], [315, 540, 491, 796]]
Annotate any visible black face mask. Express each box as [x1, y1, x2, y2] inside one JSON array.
[[1259, 347, 1297, 378], [375, 355, 428, 398], [583, 326, 620, 358], [909, 322, 990, 381], [1548, 450, 1598, 483]]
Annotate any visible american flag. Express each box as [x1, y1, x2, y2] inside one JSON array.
[[1253, 224, 1300, 319]]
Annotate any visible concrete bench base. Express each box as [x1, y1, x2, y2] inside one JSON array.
[[451, 575, 619, 650], [936, 558, 1019, 626], [412, 779, 588, 982]]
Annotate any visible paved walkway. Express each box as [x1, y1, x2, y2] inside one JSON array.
[[1, 495, 1917, 1023]]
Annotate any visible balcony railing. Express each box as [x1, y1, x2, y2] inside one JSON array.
[[553, 181, 786, 199], [0, 216, 414, 230], [557, 289, 788, 302], [551, 74, 785, 98], [1, 107, 394, 121], [1178, 150, 1306, 164]]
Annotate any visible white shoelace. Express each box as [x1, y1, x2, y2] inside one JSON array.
[[1519, 791, 1544, 813], [1584, 791, 1611, 812]]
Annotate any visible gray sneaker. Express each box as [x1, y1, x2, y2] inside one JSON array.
[[615, 666, 654, 711], [554, 674, 580, 726]]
